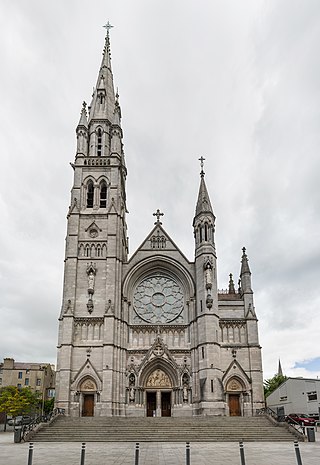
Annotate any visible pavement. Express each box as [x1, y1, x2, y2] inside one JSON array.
[[0, 431, 320, 465]]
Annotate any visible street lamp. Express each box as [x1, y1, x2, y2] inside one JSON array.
[[40, 365, 46, 418]]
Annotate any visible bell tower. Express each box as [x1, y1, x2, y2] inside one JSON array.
[[192, 158, 225, 414], [55, 26, 128, 416]]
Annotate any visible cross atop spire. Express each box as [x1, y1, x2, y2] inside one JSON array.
[[199, 156, 205, 177], [153, 209, 164, 225], [103, 21, 114, 37]]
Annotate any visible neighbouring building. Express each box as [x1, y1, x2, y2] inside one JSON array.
[[0, 358, 55, 401], [55, 28, 264, 418], [266, 377, 320, 419]]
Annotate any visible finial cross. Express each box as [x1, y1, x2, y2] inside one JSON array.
[[103, 21, 114, 36], [199, 156, 205, 177], [153, 209, 164, 225]]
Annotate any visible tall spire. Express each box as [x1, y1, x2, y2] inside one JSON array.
[[278, 359, 283, 377], [194, 157, 214, 218], [88, 23, 116, 123], [195, 177, 214, 217]]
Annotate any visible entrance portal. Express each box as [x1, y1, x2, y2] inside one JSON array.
[[161, 392, 171, 417], [82, 394, 94, 417], [229, 394, 241, 416], [146, 392, 156, 417]]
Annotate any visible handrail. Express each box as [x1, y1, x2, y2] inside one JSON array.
[[21, 408, 65, 442], [256, 408, 306, 436]]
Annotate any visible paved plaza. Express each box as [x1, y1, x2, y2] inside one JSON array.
[[1, 432, 320, 465]]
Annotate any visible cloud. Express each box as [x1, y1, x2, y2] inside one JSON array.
[[0, 0, 318, 382]]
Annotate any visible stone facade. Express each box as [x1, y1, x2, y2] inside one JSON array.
[[0, 358, 55, 400], [55, 32, 264, 418]]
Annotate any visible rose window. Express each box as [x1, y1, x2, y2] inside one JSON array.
[[133, 273, 184, 324]]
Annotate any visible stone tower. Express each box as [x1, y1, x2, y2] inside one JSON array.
[[55, 31, 264, 418]]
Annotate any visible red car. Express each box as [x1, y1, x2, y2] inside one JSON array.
[[286, 413, 316, 426]]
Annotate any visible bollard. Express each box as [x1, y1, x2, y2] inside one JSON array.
[[27, 442, 34, 465], [80, 442, 86, 465], [239, 441, 246, 465], [134, 442, 139, 465], [294, 441, 303, 465], [186, 442, 191, 465]]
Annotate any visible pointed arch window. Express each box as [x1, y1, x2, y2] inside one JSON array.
[[99, 93, 104, 105], [100, 181, 107, 208], [204, 223, 208, 241], [97, 128, 102, 156], [87, 181, 94, 208]]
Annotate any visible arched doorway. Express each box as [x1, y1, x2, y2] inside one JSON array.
[[145, 368, 172, 417], [80, 378, 97, 417], [226, 377, 244, 416]]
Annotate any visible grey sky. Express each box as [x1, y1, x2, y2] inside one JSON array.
[[0, 0, 319, 379]]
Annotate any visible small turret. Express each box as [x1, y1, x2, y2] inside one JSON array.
[[76, 101, 88, 157], [228, 273, 235, 294], [110, 89, 124, 164], [240, 247, 252, 294]]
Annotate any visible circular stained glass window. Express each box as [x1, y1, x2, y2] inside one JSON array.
[[133, 273, 184, 324]]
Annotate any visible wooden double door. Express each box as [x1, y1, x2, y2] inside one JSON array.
[[146, 391, 171, 417]]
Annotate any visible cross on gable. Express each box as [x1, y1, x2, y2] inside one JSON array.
[[153, 209, 164, 225]]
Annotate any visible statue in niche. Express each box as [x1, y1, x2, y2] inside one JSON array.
[[64, 299, 73, 314], [129, 387, 135, 402], [105, 299, 114, 314], [86, 263, 96, 294], [183, 385, 188, 402], [204, 262, 213, 290], [88, 271, 95, 292], [182, 373, 189, 402]]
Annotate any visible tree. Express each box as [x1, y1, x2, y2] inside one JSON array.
[[264, 374, 287, 398], [0, 386, 40, 421], [43, 398, 54, 414]]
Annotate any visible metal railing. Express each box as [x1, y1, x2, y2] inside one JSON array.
[[21, 408, 65, 442], [256, 408, 309, 437]]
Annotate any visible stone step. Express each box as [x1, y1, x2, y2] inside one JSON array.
[[31, 416, 298, 442]]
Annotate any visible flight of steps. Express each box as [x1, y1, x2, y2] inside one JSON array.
[[31, 416, 300, 442]]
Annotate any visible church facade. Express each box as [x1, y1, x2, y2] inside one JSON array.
[[55, 31, 264, 418]]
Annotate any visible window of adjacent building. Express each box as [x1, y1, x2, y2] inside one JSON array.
[[0, 368, 3, 374], [87, 181, 94, 208], [201, 347, 205, 359], [17, 383, 21, 388], [0, 378, 2, 385], [18, 371, 22, 379], [100, 182, 107, 208], [36, 378, 41, 386], [25, 378, 29, 386], [307, 391, 317, 401], [47, 389, 55, 398]]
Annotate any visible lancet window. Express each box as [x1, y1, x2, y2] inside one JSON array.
[[97, 128, 102, 156], [87, 181, 94, 208], [100, 181, 107, 208]]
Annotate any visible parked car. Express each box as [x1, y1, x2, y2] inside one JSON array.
[[286, 413, 316, 426], [7, 415, 32, 426]]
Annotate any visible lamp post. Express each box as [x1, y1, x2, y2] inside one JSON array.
[[40, 366, 46, 418]]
